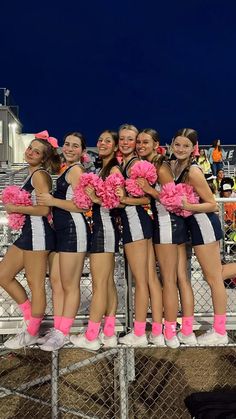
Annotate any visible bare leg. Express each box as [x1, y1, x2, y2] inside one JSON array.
[[222, 263, 236, 280], [48, 252, 64, 316], [155, 243, 178, 322], [147, 240, 163, 323], [194, 242, 227, 314], [177, 244, 194, 317], [124, 240, 149, 322], [24, 250, 49, 317], [0, 245, 27, 303], [59, 252, 86, 318], [105, 257, 118, 316], [89, 253, 115, 322]]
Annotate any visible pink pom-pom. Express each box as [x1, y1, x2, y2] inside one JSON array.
[[159, 182, 199, 217], [125, 160, 157, 197], [2, 185, 32, 230], [125, 178, 145, 197], [100, 172, 125, 209], [73, 173, 104, 208], [129, 160, 157, 183]]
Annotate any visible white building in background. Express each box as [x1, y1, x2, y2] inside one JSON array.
[[0, 104, 98, 169]]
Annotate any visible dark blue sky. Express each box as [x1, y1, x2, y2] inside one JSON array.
[[1, 1, 236, 146]]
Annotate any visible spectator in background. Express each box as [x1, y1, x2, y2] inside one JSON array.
[[220, 177, 236, 226], [205, 174, 217, 197], [214, 169, 225, 195], [208, 139, 226, 176], [197, 149, 211, 174]]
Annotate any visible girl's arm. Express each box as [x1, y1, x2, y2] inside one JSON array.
[[6, 171, 51, 216], [184, 166, 218, 213]]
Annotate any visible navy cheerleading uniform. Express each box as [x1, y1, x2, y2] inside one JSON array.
[[175, 163, 222, 246], [90, 166, 119, 253], [90, 204, 119, 253], [52, 164, 91, 252], [14, 169, 56, 251], [151, 182, 188, 245], [119, 157, 153, 245]]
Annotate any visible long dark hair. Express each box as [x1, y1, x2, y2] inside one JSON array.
[[212, 139, 222, 151], [31, 138, 61, 174], [98, 130, 119, 180], [63, 132, 86, 151]]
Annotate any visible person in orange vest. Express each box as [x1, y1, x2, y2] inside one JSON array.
[[208, 139, 226, 176]]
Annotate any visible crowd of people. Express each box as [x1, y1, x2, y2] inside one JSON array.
[[1, 126, 236, 351]]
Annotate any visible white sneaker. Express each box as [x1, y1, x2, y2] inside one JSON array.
[[100, 332, 117, 348], [119, 330, 148, 347], [39, 329, 68, 351], [70, 334, 102, 351], [164, 335, 180, 349], [178, 331, 197, 346], [149, 333, 166, 347], [4, 330, 39, 349], [37, 328, 55, 345], [197, 329, 229, 346]]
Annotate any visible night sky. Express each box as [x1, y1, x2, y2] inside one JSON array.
[[1, 1, 236, 146]]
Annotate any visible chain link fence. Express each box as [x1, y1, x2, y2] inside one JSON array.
[[0, 178, 236, 417]]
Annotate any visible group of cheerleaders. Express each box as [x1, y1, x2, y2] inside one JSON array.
[[1, 124, 236, 351]]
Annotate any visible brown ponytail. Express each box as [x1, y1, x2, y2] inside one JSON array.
[[31, 138, 61, 174]]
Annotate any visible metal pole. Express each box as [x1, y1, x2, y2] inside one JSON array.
[[51, 351, 59, 419], [119, 348, 128, 419]]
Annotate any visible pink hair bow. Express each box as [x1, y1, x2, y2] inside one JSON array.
[[193, 141, 200, 157], [35, 130, 58, 148]]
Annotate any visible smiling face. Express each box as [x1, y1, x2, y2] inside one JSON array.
[[97, 131, 117, 158], [172, 136, 195, 161], [118, 128, 137, 157], [136, 132, 156, 159], [62, 135, 83, 164], [25, 140, 46, 167]]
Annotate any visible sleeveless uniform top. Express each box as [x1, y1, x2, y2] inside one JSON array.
[[119, 157, 152, 245], [90, 166, 120, 253], [14, 169, 56, 251], [174, 162, 222, 246], [150, 161, 188, 245], [53, 163, 91, 252]]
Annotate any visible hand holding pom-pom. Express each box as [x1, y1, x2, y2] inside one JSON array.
[[100, 172, 125, 209], [159, 182, 199, 217], [2, 186, 32, 230], [73, 173, 104, 209], [125, 160, 157, 197]]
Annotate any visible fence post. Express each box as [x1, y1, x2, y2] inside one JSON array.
[[119, 348, 129, 419], [51, 350, 59, 419]]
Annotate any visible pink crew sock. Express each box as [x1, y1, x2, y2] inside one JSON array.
[[18, 299, 31, 321], [103, 316, 116, 337], [59, 317, 74, 336], [181, 316, 194, 336], [152, 322, 163, 336], [27, 316, 43, 336], [213, 314, 226, 335], [85, 320, 101, 341], [164, 320, 176, 340], [54, 316, 62, 330], [134, 320, 146, 337]]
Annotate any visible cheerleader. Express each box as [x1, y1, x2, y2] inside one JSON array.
[[35, 132, 91, 351], [1, 132, 61, 349], [70, 130, 120, 350], [171, 128, 229, 345], [135, 128, 195, 348], [116, 124, 163, 347]]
